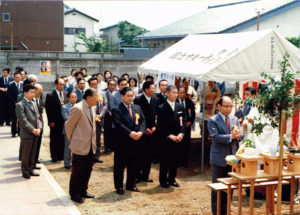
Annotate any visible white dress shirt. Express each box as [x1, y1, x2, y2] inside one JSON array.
[[167, 99, 175, 111]]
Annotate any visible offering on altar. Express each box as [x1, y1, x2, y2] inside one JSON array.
[[236, 139, 256, 155]]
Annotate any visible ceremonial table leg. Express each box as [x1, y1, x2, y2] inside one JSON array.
[[227, 185, 232, 215], [290, 176, 295, 215], [217, 190, 221, 215], [238, 180, 242, 215], [249, 180, 255, 215]]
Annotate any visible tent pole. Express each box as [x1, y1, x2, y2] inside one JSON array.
[[201, 82, 206, 174]]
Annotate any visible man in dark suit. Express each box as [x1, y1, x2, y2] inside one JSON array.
[[0, 67, 14, 126], [156, 79, 168, 105], [88, 77, 108, 163], [112, 87, 146, 195], [45, 78, 67, 162], [7, 71, 23, 137], [16, 84, 43, 179], [104, 79, 116, 153], [157, 85, 186, 188], [75, 77, 86, 103], [208, 96, 243, 215], [134, 81, 159, 182], [177, 86, 195, 168], [112, 78, 128, 108], [235, 86, 256, 122]]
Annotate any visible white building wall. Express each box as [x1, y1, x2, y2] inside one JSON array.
[[64, 12, 97, 52], [240, 6, 300, 38]]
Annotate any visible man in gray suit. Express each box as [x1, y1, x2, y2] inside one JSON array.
[[16, 84, 43, 179], [208, 96, 243, 215], [61, 91, 77, 169]]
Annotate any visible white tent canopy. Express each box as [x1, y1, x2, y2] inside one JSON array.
[[138, 30, 300, 82]]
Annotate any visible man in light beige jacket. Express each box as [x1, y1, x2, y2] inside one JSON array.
[[65, 88, 98, 203]]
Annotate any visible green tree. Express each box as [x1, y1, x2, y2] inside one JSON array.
[[286, 37, 300, 48], [76, 32, 104, 52], [117, 21, 148, 46]]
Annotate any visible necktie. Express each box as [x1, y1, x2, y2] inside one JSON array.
[[82, 90, 84, 95], [128, 105, 133, 118], [88, 107, 93, 122], [4, 77, 7, 85], [225, 116, 230, 133], [60, 92, 64, 105]]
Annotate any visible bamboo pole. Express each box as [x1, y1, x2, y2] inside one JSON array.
[[277, 110, 285, 215]]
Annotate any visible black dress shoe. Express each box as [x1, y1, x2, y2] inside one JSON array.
[[116, 188, 124, 195], [22, 173, 31, 179], [93, 158, 104, 163], [126, 186, 140, 192], [36, 160, 41, 164], [81, 193, 95, 198], [29, 171, 40, 176], [160, 183, 170, 188], [169, 182, 180, 187], [11, 134, 16, 137], [71, 197, 84, 203], [51, 159, 57, 162], [64, 166, 71, 169], [33, 166, 41, 170], [143, 178, 153, 183]]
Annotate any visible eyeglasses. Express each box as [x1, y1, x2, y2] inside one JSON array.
[[222, 105, 234, 108]]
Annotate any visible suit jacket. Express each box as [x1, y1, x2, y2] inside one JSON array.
[[96, 91, 108, 127], [208, 113, 244, 167], [61, 102, 73, 134], [112, 90, 122, 108], [176, 98, 195, 125], [45, 89, 67, 129], [104, 89, 115, 116], [0, 76, 13, 98], [235, 105, 251, 119], [75, 88, 84, 103], [134, 93, 159, 129], [156, 92, 167, 105], [7, 81, 23, 104], [65, 100, 97, 155], [157, 101, 186, 142], [112, 103, 146, 149], [15, 98, 43, 139]]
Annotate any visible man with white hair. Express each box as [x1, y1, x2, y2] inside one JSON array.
[[28, 74, 38, 85]]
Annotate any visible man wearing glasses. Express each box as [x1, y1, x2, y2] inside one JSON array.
[[208, 96, 243, 215]]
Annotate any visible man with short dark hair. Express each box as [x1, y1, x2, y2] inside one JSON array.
[[157, 85, 186, 188], [66, 88, 98, 203], [7, 71, 23, 137], [45, 78, 67, 162], [0, 67, 13, 126], [75, 78, 86, 103], [16, 84, 43, 179], [112, 78, 128, 107], [112, 87, 146, 195], [134, 81, 159, 182], [156, 79, 168, 105], [177, 86, 195, 168], [208, 96, 243, 215], [235, 86, 256, 121]]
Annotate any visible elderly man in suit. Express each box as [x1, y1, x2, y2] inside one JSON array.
[[0, 67, 14, 126], [66, 88, 99, 203], [45, 78, 67, 162], [112, 87, 146, 195], [208, 96, 243, 215], [16, 84, 43, 179], [33, 84, 44, 166], [75, 77, 86, 103], [61, 91, 77, 169], [157, 85, 186, 188], [7, 71, 23, 137], [88, 77, 108, 163], [134, 81, 159, 183], [177, 85, 195, 168]]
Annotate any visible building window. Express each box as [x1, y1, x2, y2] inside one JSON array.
[[3, 13, 10, 22], [64, 27, 86, 35]]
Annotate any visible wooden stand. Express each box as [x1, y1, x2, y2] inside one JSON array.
[[235, 154, 262, 176], [227, 160, 240, 173], [260, 152, 286, 174], [287, 152, 300, 172]]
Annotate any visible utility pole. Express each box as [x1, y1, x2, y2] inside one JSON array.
[[256, 8, 265, 31]]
